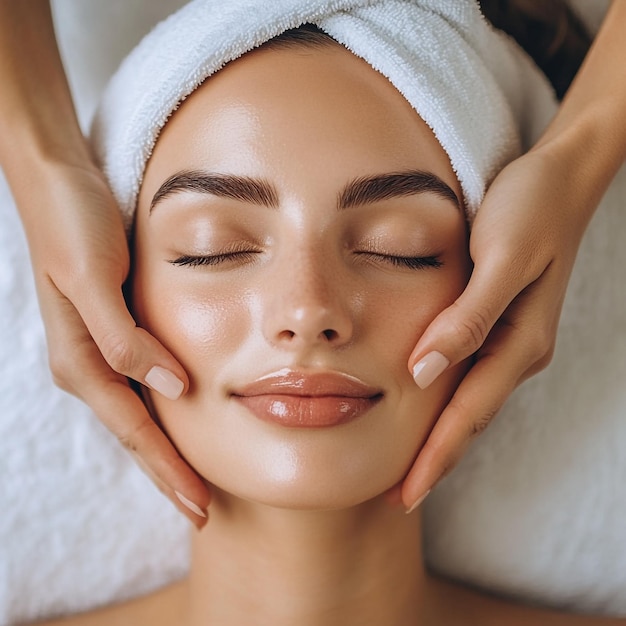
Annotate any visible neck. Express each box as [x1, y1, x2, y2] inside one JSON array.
[[183, 489, 432, 626]]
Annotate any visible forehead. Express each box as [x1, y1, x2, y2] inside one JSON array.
[[139, 42, 461, 205]]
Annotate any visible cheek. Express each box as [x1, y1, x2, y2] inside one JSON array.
[[132, 268, 251, 387], [364, 246, 471, 428], [171, 297, 242, 362], [361, 214, 470, 357], [370, 264, 469, 365]]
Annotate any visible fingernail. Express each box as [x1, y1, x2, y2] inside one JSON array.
[[412, 352, 450, 389], [145, 366, 184, 400], [405, 489, 431, 515], [175, 490, 207, 518]]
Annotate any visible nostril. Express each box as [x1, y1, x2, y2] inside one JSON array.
[[277, 328, 340, 343], [322, 329, 339, 341]]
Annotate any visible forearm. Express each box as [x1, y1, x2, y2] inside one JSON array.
[[0, 1, 91, 183], [532, 0, 626, 214]]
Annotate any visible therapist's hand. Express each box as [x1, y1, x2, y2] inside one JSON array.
[[401, 142, 605, 513], [22, 160, 211, 528], [401, 0, 626, 513], [1, 0, 210, 528]]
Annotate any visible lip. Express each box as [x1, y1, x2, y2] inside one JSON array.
[[231, 368, 383, 428]]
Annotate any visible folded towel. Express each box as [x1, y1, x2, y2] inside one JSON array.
[[91, 0, 556, 230]]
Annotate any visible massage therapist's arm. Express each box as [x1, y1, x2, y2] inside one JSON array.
[[402, 0, 626, 511], [0, 0, 209, 527]]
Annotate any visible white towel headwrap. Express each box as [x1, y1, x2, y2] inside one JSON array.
[[91, 0, 556, 229]]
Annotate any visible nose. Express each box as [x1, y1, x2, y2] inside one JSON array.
[[262, 248, 354, 350]]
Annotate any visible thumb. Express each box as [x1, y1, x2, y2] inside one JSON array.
[[69, 278, 189, 399], [407, 260, 525, 389]]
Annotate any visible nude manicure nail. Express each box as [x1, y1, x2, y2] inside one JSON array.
[[412, 351, 450, 389], [145, 366, 184, 400], [405, 489, 431, 515], [175, 490, 207, 518]]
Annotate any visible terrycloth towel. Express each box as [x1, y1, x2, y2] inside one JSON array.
[[91, 0, 555, 229]]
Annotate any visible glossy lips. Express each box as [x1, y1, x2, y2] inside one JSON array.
[[232, 369, 383, 428]]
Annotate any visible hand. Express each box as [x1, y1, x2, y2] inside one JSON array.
[[401, 143, 601, 512], [22, 159, 211, 527], [0, 1, 209, 528], [399, 0, 626, 512]]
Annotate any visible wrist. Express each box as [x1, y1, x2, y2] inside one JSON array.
[[3, 146, 103, 231], [0, 111, 92, 172], [533, 0, 626, 176], [536, 97, 626, 159], [532, 104, 625, 212], [0, 0, 91, 175]]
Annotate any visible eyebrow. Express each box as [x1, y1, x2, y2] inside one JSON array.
[[150, 171, 279, 211], [150, 169, 460, 213], [338, 171, 460, 210]]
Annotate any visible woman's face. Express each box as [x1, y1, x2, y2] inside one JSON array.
[[132, 42, 471, 510]]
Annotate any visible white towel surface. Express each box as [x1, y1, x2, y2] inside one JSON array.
[[1, 1, 625, 624], [91, 0, 555, 229]]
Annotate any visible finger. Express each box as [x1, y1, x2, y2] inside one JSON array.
[[402, 322, 542, 512], [129, 448, 209, 530], [38, 275, 185, 400], [408, 256, 546, 389], [83, 373, 211, 527], [55, 275, 188, 400], [36, 282, 210, 525]]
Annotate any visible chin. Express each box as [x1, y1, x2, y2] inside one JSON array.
[[192, 435, 412, 512], [215, 478, 398, 512]]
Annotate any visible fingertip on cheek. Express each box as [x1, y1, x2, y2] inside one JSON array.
[[411, 351, 450, 389], [145, 366, 185, 400]]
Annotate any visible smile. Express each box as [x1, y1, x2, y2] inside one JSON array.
[[231, 368, 383, 428]]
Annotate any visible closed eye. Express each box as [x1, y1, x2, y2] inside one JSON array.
[[169, 250, 441, 270], [169, 250, 260, 267], [357, 252, 443, 270]]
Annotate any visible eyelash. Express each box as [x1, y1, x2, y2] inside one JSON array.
[[169, 251, 260, 267], [170, 250, 442, 271], [357, 252, 443, 270]]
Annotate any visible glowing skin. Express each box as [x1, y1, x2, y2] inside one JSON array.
[[131, 42, 472, 511]]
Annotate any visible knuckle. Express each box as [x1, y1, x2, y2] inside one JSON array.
[[438, 462, 456, 482], [52, 260, 90, 295], [535, 342, 556, 370], [117, 434, 139, 453], [469, 408, 498, 438], [447, 394, 499, 441], [50, 372, 74, 395], [451, 306, 491, 354], [48, 354, 75, 393], [524, 329, 556, 366], [525, 344, 556, 379], [116, 419, 152, 454], [100, 333, 136, 374]]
